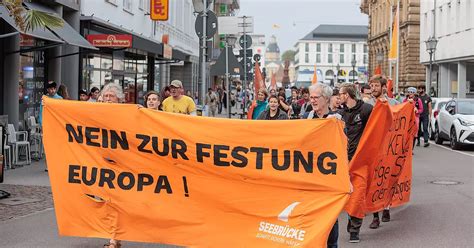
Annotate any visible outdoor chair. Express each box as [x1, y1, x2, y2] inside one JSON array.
[[28, 116, 43, 160], [7, 124, 31, 166], [3, 131, 12, 169]]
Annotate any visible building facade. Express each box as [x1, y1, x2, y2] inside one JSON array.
[[80, 0, 200, 104], [420, 0, 474, 98], [295, 25, 369, 87], [1, 0, 92, 128], [361, 0, 425, 90]]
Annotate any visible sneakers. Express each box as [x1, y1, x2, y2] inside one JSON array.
[[382, 210, 391, 222], [424, 142, 430, 147], [347, 219, 351, 233], [369, 218, 380, 229], [349, 232, 360, 243]]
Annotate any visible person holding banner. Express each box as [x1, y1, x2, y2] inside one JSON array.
[[338, 83, 373, 243], [257, 95, 289, 120], [368, 75, 399, 229], [144, 91, 161, 111], [98, 82, 124, 248], [306, 83, 343, 247], [162, 80, 197, 115]]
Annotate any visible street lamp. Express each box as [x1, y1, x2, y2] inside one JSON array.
[[351, 59, 357, 83], [336, 63, 340, 84], [425, 36, 438, 97], [225, 35, 237, 119]]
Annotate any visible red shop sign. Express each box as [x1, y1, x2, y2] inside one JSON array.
[[87, 34, 133, 48]]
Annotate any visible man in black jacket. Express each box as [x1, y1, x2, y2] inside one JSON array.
[[338, 83, 373, 243]]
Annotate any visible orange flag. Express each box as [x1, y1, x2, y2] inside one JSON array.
[[254, 62, 264, 94], [374, 65, 382, 75], [270, 73, 277, 90], [311, 65, 318, 85], [389, 5, 399, 60], [387, 79, 394, 98]]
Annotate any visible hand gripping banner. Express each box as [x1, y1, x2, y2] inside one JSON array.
[[345, 101, 416, 218], [42, 98, 351, 247]]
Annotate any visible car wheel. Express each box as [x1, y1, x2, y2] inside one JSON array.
[[450, 127, 461, 150], [434, 124, 444, 144]]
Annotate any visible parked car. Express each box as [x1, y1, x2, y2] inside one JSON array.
[[429, 97, 451, 140], [435, 99, 474, 150]]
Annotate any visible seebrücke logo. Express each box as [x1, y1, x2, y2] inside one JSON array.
[[256, 202, 306, 246]]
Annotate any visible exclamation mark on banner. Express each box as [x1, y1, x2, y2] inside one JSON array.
[[182, 176, 189, 197]]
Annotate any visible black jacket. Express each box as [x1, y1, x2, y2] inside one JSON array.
[[339, 100, 373, 161], [257, 109, 289, 120]]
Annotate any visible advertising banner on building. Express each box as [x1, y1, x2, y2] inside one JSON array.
[[42, 98, 351, 247]]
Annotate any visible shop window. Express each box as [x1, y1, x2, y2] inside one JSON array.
[[101, 55, 113, 70]]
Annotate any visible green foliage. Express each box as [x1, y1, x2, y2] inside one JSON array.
[[281, 50, 296, 62], [1, 0, 63, 32]]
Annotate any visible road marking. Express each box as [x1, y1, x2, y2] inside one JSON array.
[[429, 141, 474, 157]]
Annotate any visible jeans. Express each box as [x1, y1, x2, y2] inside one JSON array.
[[419, 115, 430, 143], [327, 219, 339, 248]]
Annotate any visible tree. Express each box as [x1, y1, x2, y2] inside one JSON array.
[[1, 0, 63, 32], [281, 50, 296, 63]]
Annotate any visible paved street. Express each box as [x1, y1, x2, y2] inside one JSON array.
[[1, 141, 472, 247]]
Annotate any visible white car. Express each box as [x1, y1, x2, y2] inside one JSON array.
[[435, 99, 474, 150], [429, 98, 451, 140]]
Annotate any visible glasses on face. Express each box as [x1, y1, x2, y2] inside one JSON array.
[[309, 95, 323, 100]]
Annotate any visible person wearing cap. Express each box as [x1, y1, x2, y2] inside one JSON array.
[[79, 89, 89, 101], [161, 80, 196, 115], [39, 81, 63, 127], [88, 87, 100, 102]]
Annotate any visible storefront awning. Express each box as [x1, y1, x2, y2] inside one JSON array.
[[0, 5, 63, 44], [23, 2, 97, 50]]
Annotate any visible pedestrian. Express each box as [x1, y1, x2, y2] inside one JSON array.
[[57, 84, 70, 100], [205, 88, 218, 117], [144, 90, 161, 110], [98, 83, 124, 248], [304, 84, 341, 120], [338, 83, 373, 243], [367, 75, 399, 106], [367, 75, 399, 229], [278, 92, 291, 114], [329, 89, 341, 112], [360, 84, 372, 103], [217, 86, 224, 114], [251, 88, 268, 120], [161, 80, 197, 115], [39, 81, 63, 126], [288, 89, 301, 119], [161, 86, 171, 101], [257, 95, 289, 120], [79, 89, 89, 101], [269, 88, 277, 96], [298, 88, 312, 118], [88, 87, 100, 102], [417, 85, 432, 147], [305, 83, 342, 248], [404, 87, 423, 149]]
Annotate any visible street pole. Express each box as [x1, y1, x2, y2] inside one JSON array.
[[242, 16, 247, 114], [428, 52, 433, 97], [200, 0, 208, 106], [225, 40, 231, 119], [352, 65, 355, 83]]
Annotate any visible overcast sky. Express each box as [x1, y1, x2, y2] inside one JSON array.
[[238, 0, 368, 52]]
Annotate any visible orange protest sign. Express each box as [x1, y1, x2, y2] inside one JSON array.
[[42, 97, 351, 247], [345, 101, 416, 218]]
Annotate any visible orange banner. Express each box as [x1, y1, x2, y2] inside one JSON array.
[[42, 97, 351, 247], [345, 101, 416, 218]]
